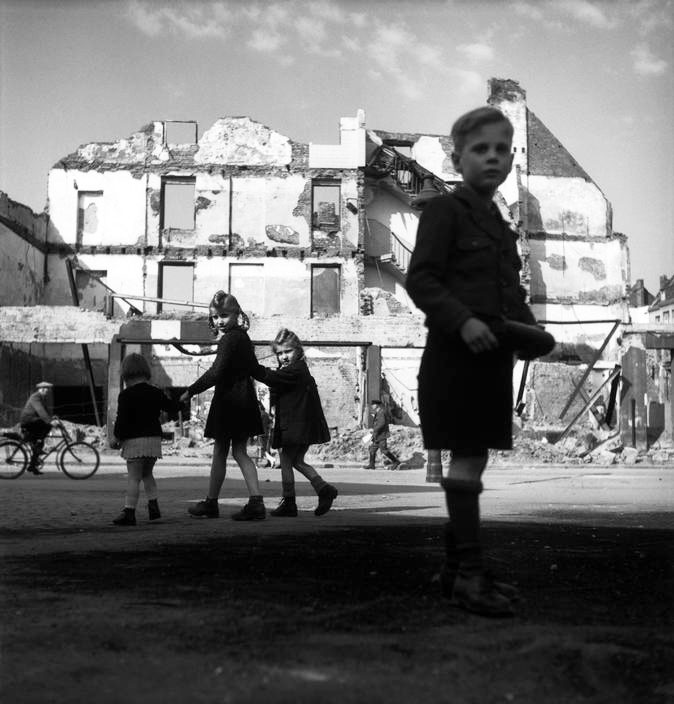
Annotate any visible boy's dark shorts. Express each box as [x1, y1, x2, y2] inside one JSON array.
[[417, 332, 514, 452]]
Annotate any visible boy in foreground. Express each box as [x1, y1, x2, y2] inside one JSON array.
[[406, 107, 541, 616]]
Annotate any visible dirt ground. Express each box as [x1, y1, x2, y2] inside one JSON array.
[[1, 464, 673, 704]]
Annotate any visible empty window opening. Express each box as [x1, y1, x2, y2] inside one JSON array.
[[229, 263, 265, 315], [164, 121, 198, 145], [158, 262, 195, 312], [53, 385, 104, 426], [311, 265, 340, 316], [162, 178, 196, 230], [312, 182, 341, 232], [77, 191, 103, 246]]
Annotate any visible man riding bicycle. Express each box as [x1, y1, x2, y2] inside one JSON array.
[[20, 381, 56, 475]]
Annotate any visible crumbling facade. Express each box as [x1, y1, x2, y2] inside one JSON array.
[[4, 77, 666, 448]]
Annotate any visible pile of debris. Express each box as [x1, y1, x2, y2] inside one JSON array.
[[3, 419, 672, 467]]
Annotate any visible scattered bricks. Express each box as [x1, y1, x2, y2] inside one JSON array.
[[620, 447, 639, 464]]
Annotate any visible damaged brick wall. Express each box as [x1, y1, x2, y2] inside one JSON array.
[[0, 193, 48, 305]]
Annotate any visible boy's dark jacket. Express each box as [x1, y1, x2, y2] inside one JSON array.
[[114, 382, 179, 441], [254, 358, 330, 448], [406, 186, 536, 336]]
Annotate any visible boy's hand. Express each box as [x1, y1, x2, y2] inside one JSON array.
[[460, 318, 499, 354]]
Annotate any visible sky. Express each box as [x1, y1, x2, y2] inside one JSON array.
[[1, 0, 672, 293]]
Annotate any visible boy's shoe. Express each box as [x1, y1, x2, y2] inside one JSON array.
[[112, 508, 136, 526], [314, 484, 338, 516], [148, 499, 161, 521], [362, 464, 375, 469], [188, 498, 219, 518], [450, 573, 515, 617], [270, 497, 298, 517], [231, 499, 266, 521], [440, 566, 520, 602]]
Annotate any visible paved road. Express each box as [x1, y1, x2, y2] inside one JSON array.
[[1, 455, 672, 558]]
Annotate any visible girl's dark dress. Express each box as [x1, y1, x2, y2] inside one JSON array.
[[188, 327, 263, 441], [256, 358, 330, 449], [405, 186, 536, 452]]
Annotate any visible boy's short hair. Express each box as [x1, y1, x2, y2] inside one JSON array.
[[121, 353, 151, 382], [451, 107, 513, 155]]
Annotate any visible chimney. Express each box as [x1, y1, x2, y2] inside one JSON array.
[[660, 275, 668, 291]]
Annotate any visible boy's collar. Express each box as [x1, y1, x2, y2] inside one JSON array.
[[454, 184, 500, 212]]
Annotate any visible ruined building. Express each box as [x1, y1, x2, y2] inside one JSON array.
[[2, 78, 669, 448]]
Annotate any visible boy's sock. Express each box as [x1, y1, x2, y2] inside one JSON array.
[[441, 477, 483, 576], [309, 476, 328, 494], [249, 495, 264, 504], [281, 481, 296, 498]]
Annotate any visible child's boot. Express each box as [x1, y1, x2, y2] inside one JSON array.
[[314, 484, 338, 516], [148, 499, 161, 521], [188, 497, 219, 518], [112, 508, 136, 526], [270, 497, 298, 517], [231, 495, 266, 521]]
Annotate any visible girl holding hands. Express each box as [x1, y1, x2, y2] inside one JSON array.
[[181, 291, 266, 521], [254, 328, 338, 517]]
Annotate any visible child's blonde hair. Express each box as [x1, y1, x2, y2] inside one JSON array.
[[451, 106, 513, 155], [121, 353, 151, 382], [208, 290, 250, 334], [272, 328, 304, 359]]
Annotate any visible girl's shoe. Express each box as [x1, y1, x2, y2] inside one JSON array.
[[315, 484, 338, 516], [440, 566, 520, 602], [112, 508, 136, 526], [148, 499, 161, 521], [231, 499, 266, 521], [188, 498, 219, 518], [270, 497, 298, 517]]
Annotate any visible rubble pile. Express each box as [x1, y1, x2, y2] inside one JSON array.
[[2, 419, 672, 466]]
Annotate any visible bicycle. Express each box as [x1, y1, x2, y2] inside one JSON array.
[[0, 419, 100, 480]]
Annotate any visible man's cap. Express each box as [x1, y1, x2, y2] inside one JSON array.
[[36, 381, 53, 389]]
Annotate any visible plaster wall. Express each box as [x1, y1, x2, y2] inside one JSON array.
[[411, 136, 457, 182], [195, 117, 292, 166], [364, 188, 418, 253], [527, 175, 609, 238], [309, 112, 366, 169], [528, 237, 627, 306], [47, 170, 147, 247]]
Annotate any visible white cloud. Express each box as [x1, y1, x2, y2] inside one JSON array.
[[126, 1, 228, 39], [631, 43, 668, 75], [556, 0, 616, 29], [248, 27, 286, 53], [456, 42, 494, 62], [511, 0, 617, 29]]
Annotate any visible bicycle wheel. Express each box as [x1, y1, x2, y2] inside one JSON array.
[[58, 442, 100, 479], [0, 439, 29, 479]]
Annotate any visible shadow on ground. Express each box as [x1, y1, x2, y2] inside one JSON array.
[[2, 520, 673, 704]]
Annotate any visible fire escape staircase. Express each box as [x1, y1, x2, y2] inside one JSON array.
[[365, 219, 412, 280], [364, 144, 455, 280]]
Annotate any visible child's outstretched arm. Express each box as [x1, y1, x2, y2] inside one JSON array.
[[254, 364, 302, 389], [184, 333, 240, 397]]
